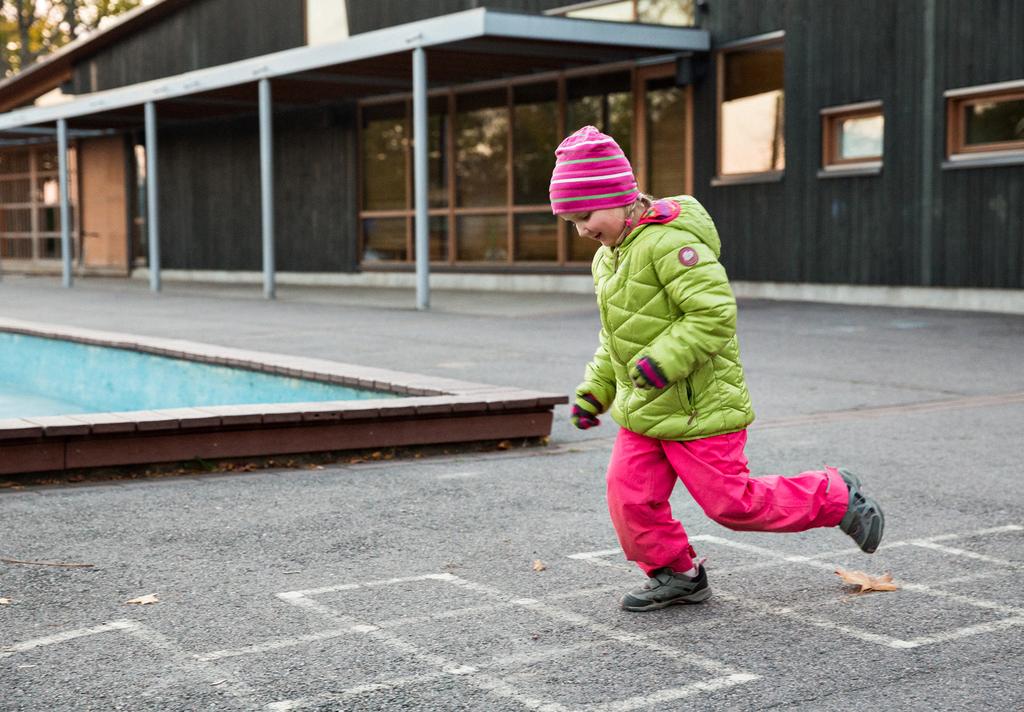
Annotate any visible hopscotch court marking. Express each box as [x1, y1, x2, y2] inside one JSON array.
[[269, 571, 760, 711], [568, 524, 1024, 650]]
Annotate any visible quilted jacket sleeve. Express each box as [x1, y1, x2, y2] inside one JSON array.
[[577, 327, 616, 412], [639, 229, 737, 384]]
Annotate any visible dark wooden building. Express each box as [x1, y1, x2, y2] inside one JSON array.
[[0, 0, 1021, 306]]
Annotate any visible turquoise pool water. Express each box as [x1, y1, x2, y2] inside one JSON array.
[[0, 332, 393, 419]]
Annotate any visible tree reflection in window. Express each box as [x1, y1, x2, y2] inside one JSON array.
[[965, 98, 1024, 146], [362, 104, 407, 211], [567, 72, 633, 159], [514, 82, 559, 205], [455, 90, 509, 208]]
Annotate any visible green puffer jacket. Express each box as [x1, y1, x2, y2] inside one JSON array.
[[577, 194, 755, 441]]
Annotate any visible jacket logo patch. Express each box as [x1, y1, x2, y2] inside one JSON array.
[[678, 247, 699, 266]]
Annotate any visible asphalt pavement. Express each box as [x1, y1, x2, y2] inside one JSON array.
[[1, 274, 1022, 711]]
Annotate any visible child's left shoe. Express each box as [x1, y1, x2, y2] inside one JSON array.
[[838, 468, 885, 553], [620, 565, 711, 611]]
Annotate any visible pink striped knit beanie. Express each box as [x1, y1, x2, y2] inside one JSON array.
[[549, 126, 639, 215]]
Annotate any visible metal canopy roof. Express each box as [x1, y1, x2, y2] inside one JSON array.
[[0, 8, 709, 135]]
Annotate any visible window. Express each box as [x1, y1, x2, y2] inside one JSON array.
[[715, 33, 785, 181], [0, 145, 78, 263], [566, 71, 633, 156], [546, 0, 696, 26], [820, 101, 883, 174], [946, 80, 1024, 164]]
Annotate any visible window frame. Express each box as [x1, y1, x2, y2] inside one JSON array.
[[945, 79, 1024, 168], [819, 100, 883, 177], [713, 31, 786, 186]]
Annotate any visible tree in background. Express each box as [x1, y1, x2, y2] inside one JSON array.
[[1, 0, 144, 78]]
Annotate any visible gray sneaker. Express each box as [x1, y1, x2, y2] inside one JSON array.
[[838, 468, 884, 553], [620, 565, 711, 612]]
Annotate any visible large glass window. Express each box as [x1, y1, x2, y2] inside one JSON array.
[[455, 89, 509, 208], [410, 216, 449, 262], [457, 215, 507, 262], [0, 145, 78, 263], [946, 82, 1024, 161], [428, 97, 449, 209], [514, 82, 559, 205], [357, 69, 655, 267], [515, 214, 558, 262], [717, 36, 785, 178], [645, 75, 687, 197], [361, 103, 407, 211], [362, 217, 407, 262], [567, 72, 633, 158]]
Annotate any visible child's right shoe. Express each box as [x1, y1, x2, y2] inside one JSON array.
[[620, 565, 711, 612], [838, 468, 885, 553]]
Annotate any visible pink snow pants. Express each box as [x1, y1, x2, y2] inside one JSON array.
[[606, 428, 849, 575]]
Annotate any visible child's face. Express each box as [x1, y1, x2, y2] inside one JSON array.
[[561, 207, 629, 248]]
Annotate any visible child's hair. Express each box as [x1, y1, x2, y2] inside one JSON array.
[[623, 193, 654, 229]]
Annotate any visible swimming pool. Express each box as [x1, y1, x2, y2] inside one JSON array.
[[0, 318, 565, 476], [0, 332, 392, 419]]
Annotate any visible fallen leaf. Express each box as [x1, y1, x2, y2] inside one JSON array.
[[0, 597, 11, 605], [497, 440, 512, 450], [126, 593, 160, 605], [370, 451, 383, 461], [835, 568, 899, 594], [532, 559, 547, 572]]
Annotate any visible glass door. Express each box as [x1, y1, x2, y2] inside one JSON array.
[[635, 65, 692, 198]]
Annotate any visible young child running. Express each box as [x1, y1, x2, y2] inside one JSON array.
[[550, 126, 885, 612]]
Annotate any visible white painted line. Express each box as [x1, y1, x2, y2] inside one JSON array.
[[435, 573, 746, 676], [206, 586, 620, 664], [896, 617, 1024, 649], [198, 627, 366, 662], [436, 471, 482, 480], [278, 573, 453, 598], [0, 620, 136, 658], [910, 540, 1017, 566], [567, 549, 622, 560], [490, 640, 614, 667], [471, 673, 573, 712], [3, 619, 257, 704], [925, 524, 1023, 540], [122, 622, 258, 704], [593, 673, 761, 712], [442, 664, 478, 675], [564, 524, 1024, 653], [506, 594, 742, 677], [275, 569, 755, 709], [266, 671, 454, 711], [710, 590, 909, 649], [899, 582, 1024, 615]]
